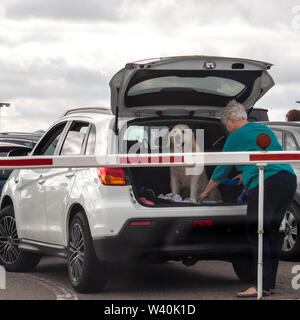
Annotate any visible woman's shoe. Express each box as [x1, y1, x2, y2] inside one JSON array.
[[237, 287, 271, 298]]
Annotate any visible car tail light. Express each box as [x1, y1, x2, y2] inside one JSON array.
[[97, 167, 126, 186], [193, 220, 213, 227], [129, 221, 152, 227]]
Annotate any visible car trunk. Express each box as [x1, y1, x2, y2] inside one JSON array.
[[111, 56, 273, 207], [121, 117, 246, 207]]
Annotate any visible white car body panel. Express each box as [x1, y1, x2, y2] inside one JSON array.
[[44, 168, 77, 245], [13, 169, 47, 242]]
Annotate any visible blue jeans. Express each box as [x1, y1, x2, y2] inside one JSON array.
[[247, 170, 297, 290]]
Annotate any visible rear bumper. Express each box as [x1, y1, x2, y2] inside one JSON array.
[[93, 215, 252, 262]]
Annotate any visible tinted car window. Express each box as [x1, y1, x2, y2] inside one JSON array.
[[60, 122, 89, 155], [272, 130, 283, 147], [85, 125, 96, 155], [285, 133, 298, 151], [33, 122, 66, 156], [0, 169, 12, 180], [0, 151, 8, 157]]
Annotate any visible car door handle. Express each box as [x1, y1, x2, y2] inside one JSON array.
[[38, 178, 45, 185], [14, 177, 20, 184], [65, 171, 75, 178]]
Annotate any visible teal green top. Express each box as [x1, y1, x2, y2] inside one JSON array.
[[211, 122, 295, 190]]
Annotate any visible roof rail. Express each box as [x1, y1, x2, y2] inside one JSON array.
[[260, 121, 300, 126], [0, 132, 43, 136], [63, 107, 112, 117]]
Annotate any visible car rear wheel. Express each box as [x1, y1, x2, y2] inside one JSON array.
[[0, 205, 41, 272], [67, 211, 108, 293], [281, 203, 300, 260]]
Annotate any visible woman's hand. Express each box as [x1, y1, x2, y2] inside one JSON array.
[[197, 191, 209, 203], [233, 174, 243, 185], [197, 179, 220, 203]]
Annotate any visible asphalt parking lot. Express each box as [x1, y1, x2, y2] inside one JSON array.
[[0, 257, 299, 300]]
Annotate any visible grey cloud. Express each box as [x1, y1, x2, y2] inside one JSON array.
[[236, 42, 300, 86], [130, 0, 300, 33], [0, 57, 113, 131], [256, 83, 300, 114], [3, 0, 126, 21], [3, 0, 299, 31], [0, 58, 110, 101]]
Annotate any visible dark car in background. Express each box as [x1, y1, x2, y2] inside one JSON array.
[[248, 108, 269, 122], [0, 142, 32, 194], [261, 121, 300, 260], [0, 131, 44, 148]]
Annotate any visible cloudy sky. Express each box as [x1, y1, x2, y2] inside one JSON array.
[[0, 0, 300, 132]]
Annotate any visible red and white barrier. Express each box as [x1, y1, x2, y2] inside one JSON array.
[[1, 150, 300, 169]]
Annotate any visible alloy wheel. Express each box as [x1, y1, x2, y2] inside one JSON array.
[[0, 216, 20, 264], [69, 223, 85, 283], [282, 210, 298, 252]]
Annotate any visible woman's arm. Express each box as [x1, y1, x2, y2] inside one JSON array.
[[197, 179, 220, 203]]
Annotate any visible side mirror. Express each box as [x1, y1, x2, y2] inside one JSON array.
[[7, 149, 30, 157]]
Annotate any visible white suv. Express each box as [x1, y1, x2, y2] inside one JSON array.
[[0, 56, 275, 293]]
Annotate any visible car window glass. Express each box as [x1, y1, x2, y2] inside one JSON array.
[[150, 126, 169, 150], [0, 169, 13, 180], [60, 122, 90, 155], [123, 125, 146, 143], [128, 76, 246, 98], [285, 133, 298, 151], [33, 123, 66, 156], [85, 125, 96, 155], [272, 130, 283, 147]]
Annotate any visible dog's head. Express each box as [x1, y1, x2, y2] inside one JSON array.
[[169, 124, 196, 153]]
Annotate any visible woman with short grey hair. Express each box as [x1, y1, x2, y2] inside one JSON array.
[[221, 100, 248, 124], [198, 100, 296, 298]]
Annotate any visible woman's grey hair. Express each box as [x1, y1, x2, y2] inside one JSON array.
[[221, 100, 247, 124]]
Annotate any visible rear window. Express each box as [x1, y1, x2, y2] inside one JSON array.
[[128, 76, 245, 98], [125, 70, 262, 108]]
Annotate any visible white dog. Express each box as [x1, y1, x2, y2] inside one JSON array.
[[169, 124, 222, 203]]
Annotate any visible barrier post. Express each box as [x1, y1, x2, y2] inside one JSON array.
[[257, 164, 266, 300]]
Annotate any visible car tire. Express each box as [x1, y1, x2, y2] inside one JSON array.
[[281, 203, 300, 260], [0, 205, 41, 272], [67, 211, 108, 293], [232, 256, 255, 283]]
